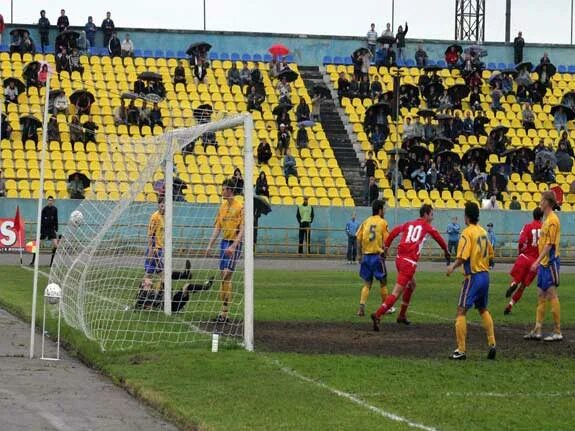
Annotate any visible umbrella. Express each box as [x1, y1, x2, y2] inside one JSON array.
[[22, 61, 41, 80], [277, 69, 299, 83], [423, 65, 442, 73], [70, 89, 95, 105], [268, 44, 289, 57], [561, 91, 575, 108], [502, 68, 518, 77], [400, 84, 419, 95], [435, 150, 461, 164], [417, 109, 436, 118], [297, 120, 315, 128], [186, 42, 212, 56], [352, 47, 370, 59], [365, 102, 392, 119], [435, 114, 453, 121], [550, 104, 575, 121], [386, 148, 408, 156], [137, 71, 163, 81], [9, 28, 30, 37], [462, 147, 490, 165], [3, 78, 25, 93], [376, 35, 396, 45], [488, 71, 502, 85], [121, 92, 140, 100], [447, 84, 469, 100], [475, 115, 490, 126], [55, 30, 80, 48], [431, 137, 454, 152], [48, 89, 66, 100], [409, 145, 432, 160], [490, 125, 509, 136], [68, 172, 91, 188], [535, 63, 557, 78], [423, 82, 444, 99], [488, 172, 507, 190], [379, 90, 394, 102], [445, 44, 462, 55], [535, 150, 557, 170], [19, 115, 42, 129], [254, 195, 272, 216], [193, 104, 213, 122], [464, 45, 488, 57], [515, 61, 533, 73], [503, 147, 535, 161], [272, 103, 293, 116], [312, 85, 331, 98]]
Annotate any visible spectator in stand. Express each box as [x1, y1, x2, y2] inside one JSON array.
[[474, 111, 488, 136], [370, 75, 383, 99], [366, 23, 377, 55], [127, 100, 140, 125], [509, 195, 522, 210], [540, 52, 551, 65], [462, 111, 474, 135], [150, 102, 163, 128], [516, 67, 533, 87], [101, 11, 115, 48], [360, 50, 371, 79], [67, 173, 86, 199], [121, 34, 134, 57], [557, 130, 574, 157], [296, 99, 310, 122], [415, 44, 428, 67], [69, 48, 83, 74], [0, 170, 5, 197], [69, 116, 83, 143], [246, 86, 264, 112], [276, 76, 291, 104], [445, 46, 460, 69], [491, 82, 504, 112], [173, 61, 186, 85], [277, 123, 290, 155], [255, 171, 270, 197], [395, 22, 408, 63], [194, 58, 208, 83], [38, 10, 50, 54], [148, 79, 166, 98], [227, 62, 241, 87], [449, 165, 463, 191], [251, 62, 263, 86], [348, 75, 360, 99], [311, 93, 321, 121], [427, 161, 438, 189], [53, 91, 69, 115], [296, 126, 308, 148], [21, 33, 36, 55], [438, 90, 452, 111], [75, 91, 92, 116], [139, 101, 151, 128], [387, 162, 404, 192], [411, 165, 427, 191], [359, 75, 370, 99], [556, 142, 574, 172], [231, 168, 244, 196], [47, 116, 61, 142], [0, 118, 11, 140], [362, 150, 378, 201], [108, 32, 121, 57], [37, 63, 48, 87], [337, 72, 350, 101], [275, 110, 291, 131], [382, 22, 393, 40], [257, 139, 272, 165], [283, 148, 298, 180], [4, 80, 18, 107], [452, 112, 464, 137], [367, 176, 379, 204], [240, 61, 251, 86], [424, 116, 436, 142], [85, 16, 97, 48], [269, 56, 281, 79], [522, 102, 536, 130], [553, 106, 568, 132], [514, 31, 524, 64], [446, 216, 461, 257], [114, 99, 128, 125], [57, 9, 69, 33], [77, 31, 89, 55]]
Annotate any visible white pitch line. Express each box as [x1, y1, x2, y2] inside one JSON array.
[[269, 358, 440, 431], [446, 391, 575, 398]]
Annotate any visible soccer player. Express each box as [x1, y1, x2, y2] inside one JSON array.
[[503, 207, 543, 315], [370, 204, 450, 331], [355, 199, 394, 317], [447, 202, 496, 360], [206, 178, 244, 323], [144, 199, 165, 275], [524, 191, 562, 341]]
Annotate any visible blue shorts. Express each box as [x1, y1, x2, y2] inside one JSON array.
[[537, 258, 560, 290], [359, 254, 387, 283], [220, 240, 242, 272], [144, 248, 164, 274], [458, 272, 489, 310]]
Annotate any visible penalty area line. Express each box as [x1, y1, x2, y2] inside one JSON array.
[[267, 357, 441, 431]]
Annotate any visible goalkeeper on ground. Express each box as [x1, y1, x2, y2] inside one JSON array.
[[206, 178, 244, 323], [135, 259, 215, 312]]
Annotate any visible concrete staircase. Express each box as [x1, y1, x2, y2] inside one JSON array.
[[298, 66, 365, 206]]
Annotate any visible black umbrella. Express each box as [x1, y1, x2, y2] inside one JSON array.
[[417, 109, 436, 118], [312, 85, 331, 98], [379, 90, 394, 102], [502, 147, 535, 161], [70, 89, 95, 105], [386, 148, 408, 156], [535, 63, 557, 77], [48, 89, 66, 100], [3, 78, 25, 93], [561, 91, 575, 108], [68, 172, 91, 188], [409, 145, 432, 160], [431, 137, 454, 152], [377, 35, 396, 45], [277, 69, 299, 83], [365, 102, 392, 119], [490, 125, 509, 136], [55, 30, 80, 48], [254, 195, 272, 216], [22, 61, 41, 79], [186, 42, 212, 56], [502, 68, 518, 78], [19, 115, 42, 129], [424, 65, 442, 73], [475, 115, 490, 126], [464, 45, 488, 57], [400, 84, 419, 95], [435, 150, 461, 164], [193, 104, 213, 122], [272, 103, 293, 116], [488, 172, 507, 191], [447, 84, 470, 100], [550, 104, 575, 121], [137, 72, 163, 81], [435, 114, 454, 121], [121, 92, 140, 100], [352, 47, 370, 59], [462, 147, 490, 165], [423, 82, 444, 99], [9, 28, 30, 37], [445, 44, 462, 55], [515, 61, 533, 73]]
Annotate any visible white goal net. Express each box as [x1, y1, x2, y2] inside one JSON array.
[[49, 112, 254, 352]]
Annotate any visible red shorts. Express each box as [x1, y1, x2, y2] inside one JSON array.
[[510, 254, 537, 287], [395, 256, 417, 287]]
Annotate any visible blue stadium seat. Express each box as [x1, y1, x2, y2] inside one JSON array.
[[230, 53, 240, 61], [176, 50, 187, 59], [209, 52, 219, 60], [219, 52, 229, 60], [242, 53, 251, 61], [487, 62, 497, 70], [98, 47, 109, 56], [323, 56, 332, 64], [332, 56, 342, 64], [154, 49, 164, 58], [344, 57, 353, 65], [396, 59, 405, 67], [89, 47, 99, 56], [427, 59, 436, 66], [165, 49, 175, 58], [263, 54, 272, 62], [558, 65, 567, 73], [285, 54, 294, 62], [497, 62, 507, 70], [507, 63, 515, 69], [133, 48, 142, 57], [569, 65, 575, 73], [0, 44, 6, 52], [437, 60, 446, 68], [44, 46, 55, 54], [253, 54, 262, 62], [405, 58, 415, 67], [143, 49, 153, 57]]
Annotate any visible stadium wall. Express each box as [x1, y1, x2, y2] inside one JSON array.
[[5, 23, 575, 67], [2, 199, 574, 255]]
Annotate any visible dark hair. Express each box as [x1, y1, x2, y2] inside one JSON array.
[[47, 195, 54, 200], [541, 190, 557, 208], [372, 199, 385, 215], [222, 178, 235, 189], [419, 204, 433, 217], [533, 207, 543, 220], [158, 197, 165, 204], [464, 201, 480, 224]]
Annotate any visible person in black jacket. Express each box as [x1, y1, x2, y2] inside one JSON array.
[[255, 171, 270, 197], [30, 196, 59, 267], [57, 9, 69, 33], [101, 11, 115, 48], [513, 32, 524, 64], [231, 168, 244, 195], [395, 22, 408, 63], [38, 10, 50, 54], [108, 32, 121, 57]]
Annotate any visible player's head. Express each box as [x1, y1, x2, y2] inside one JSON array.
[[372, 199, 386, 216], [464, 201, 480, 225], [540, 190, 557, 213], [47, 196, 54, 206], [419, 204, 433, 223], [533, 207, 543, 221], [222, 178, 235, 199], [157, 197, 165, 214]]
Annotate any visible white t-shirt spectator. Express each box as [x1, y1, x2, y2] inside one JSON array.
[[121, 38, 134, 55], [4, 86, 18, 103], [367, 30, 377, 46]]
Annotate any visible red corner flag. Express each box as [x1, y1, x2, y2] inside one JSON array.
[[13, 206, 24, 248]]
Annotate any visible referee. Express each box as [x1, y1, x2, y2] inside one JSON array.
[[30, 196, 59, 267]]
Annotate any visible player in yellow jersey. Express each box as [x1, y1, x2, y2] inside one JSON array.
[[144, 199, 165, 275], [447, 202, 496, 360], [355, 199, 394, 317], [206, 179, 244, 323], [524, 191, 562, 341]]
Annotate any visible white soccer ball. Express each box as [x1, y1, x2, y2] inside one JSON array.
[[44, 283, 62, 304], [70, 210, 84, 227]]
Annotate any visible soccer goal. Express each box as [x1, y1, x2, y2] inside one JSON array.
[[48, 112, 254, 352]]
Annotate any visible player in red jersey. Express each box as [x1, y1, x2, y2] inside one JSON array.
[[503, 207, 543, 315], [371, 204, 450, 331]]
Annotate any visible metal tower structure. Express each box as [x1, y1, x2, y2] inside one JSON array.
[[454, 0, 486, 42]]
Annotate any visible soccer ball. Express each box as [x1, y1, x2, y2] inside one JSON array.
[[44, 283, 62, 304], [70, 210, 84, 227]]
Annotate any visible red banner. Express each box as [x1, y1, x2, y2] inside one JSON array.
[[0, 207, 26, 253]]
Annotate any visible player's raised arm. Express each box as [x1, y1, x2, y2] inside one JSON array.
[[384, 224, 403, 249]]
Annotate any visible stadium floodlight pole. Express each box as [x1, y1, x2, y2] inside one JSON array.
[[30, 69, 52, 359], [571, 0, 574, 44], [391, 0, 395, 34], [163, 132, 174, 316], [243, 114, 254, 352], [203, 0, 207, 31]]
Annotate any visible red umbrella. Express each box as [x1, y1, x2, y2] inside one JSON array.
[[268, 44, 289, 57]]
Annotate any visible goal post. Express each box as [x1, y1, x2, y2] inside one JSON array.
[[46, 112, 255, 352]]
